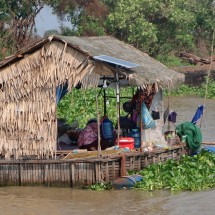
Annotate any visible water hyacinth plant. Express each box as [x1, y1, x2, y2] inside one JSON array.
[[134, 150, 215, 191], [87, 150, 215, 191]]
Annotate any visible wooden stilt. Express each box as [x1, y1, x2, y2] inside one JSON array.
[[140, 90, 143, 150], [96, 94, 101, 158]]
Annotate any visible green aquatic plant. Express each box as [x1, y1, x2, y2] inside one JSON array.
[[166, 78, 215, 99], [87, 150, 215, 192], [57, 87, 134, 128], [135, 150, 215, 191], [88, 182, 113, 191]]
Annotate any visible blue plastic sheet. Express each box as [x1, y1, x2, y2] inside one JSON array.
[[56, 82, 68, 104]]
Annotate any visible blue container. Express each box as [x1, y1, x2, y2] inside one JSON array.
[[112, 176, 136, 189], [129, 129, 141, 148], [101, 118, 114, 140]]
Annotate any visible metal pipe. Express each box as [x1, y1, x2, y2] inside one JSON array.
[[103, 88, 107, 116], [115, 73, 120, 146]]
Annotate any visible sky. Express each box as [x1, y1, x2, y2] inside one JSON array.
[[35, 5, 72, 36]]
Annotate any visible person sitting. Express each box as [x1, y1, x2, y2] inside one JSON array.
[[77, 119, 110, 151]]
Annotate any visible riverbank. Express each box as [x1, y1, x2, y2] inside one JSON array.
[[174, 63, 215, 87]]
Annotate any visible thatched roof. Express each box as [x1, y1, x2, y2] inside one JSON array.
[[0, 35, 184, 159], [0, 35, 184, 89]]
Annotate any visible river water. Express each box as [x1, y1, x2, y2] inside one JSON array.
[[0, 96, 214, 215]]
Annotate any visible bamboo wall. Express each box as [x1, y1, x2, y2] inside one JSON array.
[[0, 145, 186, 187], [0, 41, 110, 159]]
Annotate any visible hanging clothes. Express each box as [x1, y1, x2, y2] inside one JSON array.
[[133, 83, 158, 114], [191, 105, 204, 124], [150, 89, 163, 120], [168, 111, 177, 123], [139, 102, 156, 129]]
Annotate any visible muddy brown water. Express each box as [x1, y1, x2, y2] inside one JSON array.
[[0, 96, 215, 215]]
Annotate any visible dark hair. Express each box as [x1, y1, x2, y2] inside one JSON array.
[[87, 118, 97, 125]]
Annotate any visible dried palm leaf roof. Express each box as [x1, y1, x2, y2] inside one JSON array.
[[0, 35, 184, 89]]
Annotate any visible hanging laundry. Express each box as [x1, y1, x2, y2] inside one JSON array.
[[152, 110, 160, 120], [168, 111, 177, 123], [191, 105, 204, 124], [151, 89, 162, 120], [140, 102, 156, 129]]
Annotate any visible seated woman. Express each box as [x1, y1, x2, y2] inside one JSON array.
[[77, 119, 110, 151]]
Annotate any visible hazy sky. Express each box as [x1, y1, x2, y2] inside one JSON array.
[[35, 5, 72, 36]]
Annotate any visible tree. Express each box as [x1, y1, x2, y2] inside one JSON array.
[[105, 0, 215, 56], [0, 1, 46, 51], [49, 0, 109, 36], [44, 29, 60, 37]]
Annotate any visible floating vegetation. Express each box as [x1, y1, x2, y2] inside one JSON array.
[[134, 150, 215, 191], [88, 150, 215, 191]]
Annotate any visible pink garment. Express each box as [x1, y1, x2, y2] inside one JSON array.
[[77, 122, 98, 147], [131, 110, 138, 124]]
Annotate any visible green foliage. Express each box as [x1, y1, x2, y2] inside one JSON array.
[[202, 79, 215, 99], [78, 15, 106, 36], [0, 0, 214, 58], [47, 0, 215, 56], [88, 182, 112, 191], [88, 150, 215, 191], [105, 0, 158, 54], [167, 79, 215, 99], [166, 84, 202, 97], [156, 55, 190, 68], [134, 150, 215, 191], [104, 0, 214, 55], [49, 0, 108, 36], [57, 87, 133, 128], [44, 29, 60, 37]]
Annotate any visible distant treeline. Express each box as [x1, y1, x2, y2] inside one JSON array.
[[0, 0, 214, 65]]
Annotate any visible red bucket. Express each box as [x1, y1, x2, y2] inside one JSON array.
[[116, 137, 134, 150]]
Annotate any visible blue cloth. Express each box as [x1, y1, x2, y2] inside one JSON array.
[[56, 82, 68, 104], [203, 146, 215, 153], [191, 105, 204, 124]]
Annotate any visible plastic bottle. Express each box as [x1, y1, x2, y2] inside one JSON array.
[[101, 118, 114, 140], [129, 129, 141, 148]]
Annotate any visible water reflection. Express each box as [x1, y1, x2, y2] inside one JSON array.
[[0, 187, 215, 215]]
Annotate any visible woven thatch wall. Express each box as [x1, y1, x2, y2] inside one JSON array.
[[0, 41, 110, 159]]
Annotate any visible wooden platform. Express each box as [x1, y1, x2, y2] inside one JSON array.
[[0, 144, 187, 187]]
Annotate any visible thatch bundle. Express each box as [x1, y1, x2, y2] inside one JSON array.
[[0, 35, 184, 159]]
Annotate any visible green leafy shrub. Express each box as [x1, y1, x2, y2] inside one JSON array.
[[156, 55, 190, 68], [165, 79, 215, 99], [57, 87, 134, 128], [135, 150, 215, 191], [88, 182, 112, 191]]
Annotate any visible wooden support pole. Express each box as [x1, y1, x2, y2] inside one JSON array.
[[139, 89, 144, 150], [96, 94, 101, 158], [115, 73, 120, 146]]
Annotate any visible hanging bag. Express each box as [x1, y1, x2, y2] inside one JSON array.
[[141, 102, 156, 129]]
